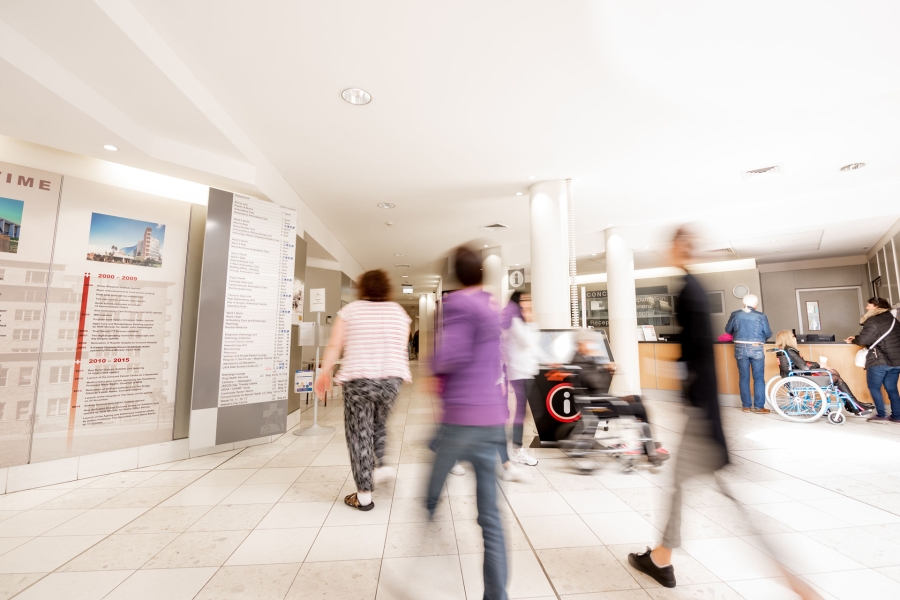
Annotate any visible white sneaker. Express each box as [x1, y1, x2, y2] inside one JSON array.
[[511, 447, 538, 466], [501, 463, 525, 482], [450, 462, 466, 476]]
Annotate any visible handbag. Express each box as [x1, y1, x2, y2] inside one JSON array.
[[855, 317, 896, 368]]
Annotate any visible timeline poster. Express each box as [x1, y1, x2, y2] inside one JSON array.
[[29, 177, 190, 463], [218, 194, 295, 408], [0, 161, 62, 467]]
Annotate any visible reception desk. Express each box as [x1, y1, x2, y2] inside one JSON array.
[[639, 342, 879, 404]]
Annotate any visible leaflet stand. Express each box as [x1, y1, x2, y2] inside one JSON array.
[[295, 289, 335, 436]]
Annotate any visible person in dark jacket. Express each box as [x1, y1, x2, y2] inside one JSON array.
[[844, 297, 900, 422], [628, 226, 728, 589], [725, 295, 773, 413]]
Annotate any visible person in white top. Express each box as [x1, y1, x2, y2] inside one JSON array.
[[501, 292, 552, 467], [315, 270, 411, 511]]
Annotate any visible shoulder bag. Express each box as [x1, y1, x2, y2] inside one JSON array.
[[855, 317, 896, 368]]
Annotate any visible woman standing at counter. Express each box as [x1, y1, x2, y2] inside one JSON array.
[[725, 294, 772, 414], [845, 297, 900, 423]]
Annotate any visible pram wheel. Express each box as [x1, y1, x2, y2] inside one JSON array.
[[828, 411, 845, 425]]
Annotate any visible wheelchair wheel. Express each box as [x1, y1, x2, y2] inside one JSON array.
[[769, 376, 827, 423], [764, 375, 781, 407], [828, 411, 845, 425]]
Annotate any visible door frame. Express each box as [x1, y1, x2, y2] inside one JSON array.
[[795, 286, 864, 335]]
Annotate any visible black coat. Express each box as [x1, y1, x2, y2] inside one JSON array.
[[852, 310, 900, 368], [677, 274, 729, 468]]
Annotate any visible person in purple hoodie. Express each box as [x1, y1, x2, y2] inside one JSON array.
[[427, 245, 508, 600]]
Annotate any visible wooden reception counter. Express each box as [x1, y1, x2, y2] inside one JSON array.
[[639, 342, 878, 404]]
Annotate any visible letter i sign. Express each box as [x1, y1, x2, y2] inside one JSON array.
[[508, 268, 524, 288]]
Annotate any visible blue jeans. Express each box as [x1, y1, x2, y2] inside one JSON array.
[[428, 424, 508, 600], [735, 343, 766, 409], [866, 365, 900, 418]]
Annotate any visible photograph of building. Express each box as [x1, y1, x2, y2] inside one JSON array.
[[0, 197, 24, 254], [85, 212, 165, 267]]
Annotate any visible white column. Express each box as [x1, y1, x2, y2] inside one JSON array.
[[605, 228, 641, 396], [482, 248, 503, 302], [529, 180, 570, 329]]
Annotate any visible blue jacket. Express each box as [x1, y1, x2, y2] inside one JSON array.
[[725, 308, 772, 343]]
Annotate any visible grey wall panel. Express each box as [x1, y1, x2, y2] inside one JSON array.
[[760, 270, 798, 334], [792, 265, 863, 289], [191, 188, 233, 410], [288, 236, 308, 415], [300, 266, 343, 363], [173, 204, 207, 438], [215, 400, 287, 444]]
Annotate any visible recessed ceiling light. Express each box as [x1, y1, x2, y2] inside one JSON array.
[[341, 88, 371, 105], [514, 263, 519, 266], [591, 253, 597, 256], [385, 222, 394, 226], [401, 275, 409, 278], [103, 144, 118, 151], [394, 253, 405, 256], [607, 223, 613, 227], [515, 192, 523, 196], [378, 202, 396, 209], [528, 175, 536, 180], [840, 162, 865, 171]]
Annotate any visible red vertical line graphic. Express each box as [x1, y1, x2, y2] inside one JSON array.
[[67, 273, 92, 451]]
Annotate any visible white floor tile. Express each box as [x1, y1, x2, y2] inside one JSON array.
[[161, 485, 238, 507], [306, 524, 388, 562], [377, 555, 467, 600], [581, 511, 660, 545], [225, 527, 319, 565], [0, 535, 104, 573], [681, 537, 784, 581], [103, 567, 217, 600], [805, 569, 900, 600], [518, 515, 602, 549], [257, 502, 332, 529], [13, 569, 133, 600], [45, 508, 147, 536], [744, 532, 866, 574], [506, 492, 575, 517]]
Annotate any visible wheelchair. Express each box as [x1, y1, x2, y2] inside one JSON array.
[[557, 391, 668, 472], [765, 348, 864, 425]]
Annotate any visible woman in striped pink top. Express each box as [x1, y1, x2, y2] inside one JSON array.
[[315, 270, 412, 511]]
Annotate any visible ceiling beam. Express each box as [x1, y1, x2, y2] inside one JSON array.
[[93, 0, 364, 278]]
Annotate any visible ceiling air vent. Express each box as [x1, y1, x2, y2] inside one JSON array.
[[482, 223, 509, 230], [394, 263, 411, 268], [741, 165, 780, 182], [707, 247, 736, 254]]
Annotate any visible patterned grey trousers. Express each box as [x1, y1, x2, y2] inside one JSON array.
[[343, 377, 402, 492]]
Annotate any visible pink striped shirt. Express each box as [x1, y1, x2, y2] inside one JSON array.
[[334, 300, 412, 384]]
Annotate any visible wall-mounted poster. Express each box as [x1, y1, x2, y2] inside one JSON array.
[[292, 278, 304, 324], [29, 177, 190, 463], [0, 161, 62, 467], [86, 213, 165, 268], [0, 197, 24, 254], [806, 301, 821, 331]]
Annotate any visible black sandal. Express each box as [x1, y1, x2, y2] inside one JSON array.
[[344, 493, 375, 511]]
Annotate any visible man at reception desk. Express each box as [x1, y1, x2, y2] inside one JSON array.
[[725, 294, 773, 413]]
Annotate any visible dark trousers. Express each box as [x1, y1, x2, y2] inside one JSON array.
[[427, 424, 508, 600], [342, 378, 402, 491]]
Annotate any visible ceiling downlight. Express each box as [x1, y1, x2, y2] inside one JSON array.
[[482, 223, 509, 230], [742, 165, 780, 181], [341, 88, 371, 105], [377, 202, 396, 209], [840, 162, 865, 171]]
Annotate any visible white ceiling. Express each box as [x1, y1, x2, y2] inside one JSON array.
[[1, 0, 899, 295]]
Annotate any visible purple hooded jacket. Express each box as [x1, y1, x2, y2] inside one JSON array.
[[431, 289, 508, 426]]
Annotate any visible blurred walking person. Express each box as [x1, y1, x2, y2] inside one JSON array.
[[428, 245, 509, 600], [315, 269, 411, 511], [501, 291, 545, 466], [628, 228, 820, 599]]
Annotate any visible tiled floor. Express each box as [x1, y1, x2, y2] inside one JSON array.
[[4, 365, 900, 599]]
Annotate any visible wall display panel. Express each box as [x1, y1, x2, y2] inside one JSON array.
[[190, 189, 296, 448], [0, 161, 62, 467], [29, 177, 190, 463]]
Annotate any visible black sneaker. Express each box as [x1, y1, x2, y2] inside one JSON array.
[[890, 417, 900, 424], [628, 547, 676, 588]]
